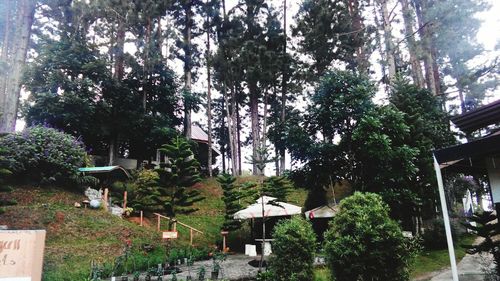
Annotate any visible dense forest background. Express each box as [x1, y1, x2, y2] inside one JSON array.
[[0, 0, 499, 231]]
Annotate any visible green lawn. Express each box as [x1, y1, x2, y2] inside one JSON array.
[[410, 234, 477, 278]]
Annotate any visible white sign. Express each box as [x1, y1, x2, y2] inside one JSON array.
[[162, 231, 178, 239], [0, 230, 46, 281]]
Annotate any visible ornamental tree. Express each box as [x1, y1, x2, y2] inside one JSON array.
[[324, 192, 416, 281], [156, 136, 204, 217]]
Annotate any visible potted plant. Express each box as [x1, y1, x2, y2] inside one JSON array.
[[197, 266, 205, 281], [211, 262, 220, 280], [132, 271, 140, 281], [210, 252, 226, 280], [186, 257, 193, 281]]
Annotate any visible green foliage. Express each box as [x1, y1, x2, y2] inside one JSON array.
[[23, 0, 181, 162], [0, 126, 86, 184], [351, 105, 419, 223], [462, 211, 500, 277], [293, 0, 370, 76], [421, 218, 457, 250], [0, 146, 14, 214], [324, 192, 416, 281], [126, 169, 163, 215], [270, 217, 317, 281], [287, 70, 375, 189], [261, 176, 293, 202], [428, 0, 497, 110], [156, 137, 204, 217], [218, 173, 243, 231], [389, 79, 455, 218]]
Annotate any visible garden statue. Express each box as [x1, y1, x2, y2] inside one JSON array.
[[85, 187, 102, 201]]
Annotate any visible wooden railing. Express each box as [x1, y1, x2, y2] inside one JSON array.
[[153, 213, 203, 245]]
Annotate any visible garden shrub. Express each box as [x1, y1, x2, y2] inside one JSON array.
[[270, 216, 317, 281], [422, 217, 458, 250], [0, 126, 86, 184], [324, 192, 416, 281]]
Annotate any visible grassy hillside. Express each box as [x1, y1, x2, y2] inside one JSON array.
[[0, 177, 308, 280]]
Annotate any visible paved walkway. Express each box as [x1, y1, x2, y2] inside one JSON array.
[[115, 254, 261, 281], [429, 252, 494, 281]]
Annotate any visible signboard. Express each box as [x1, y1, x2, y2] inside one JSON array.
[[162, 231, 178, 239], [0, 230, 46, 281]]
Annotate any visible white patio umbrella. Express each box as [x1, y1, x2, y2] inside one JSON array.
[[233, 196, 302, 219]]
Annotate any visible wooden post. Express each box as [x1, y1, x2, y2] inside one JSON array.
[[221, 231, 229, 252], [103, 188, 109, 211], [123, 191, 127, 209], [173, 221, 177, 231], [140, 211, 143, 227], [223, 235, 226, 252], [190, 228, 193, 246], [157, 215, 160, 231]]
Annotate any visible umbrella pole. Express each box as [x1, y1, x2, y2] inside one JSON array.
[[259, 194, 265, 272]]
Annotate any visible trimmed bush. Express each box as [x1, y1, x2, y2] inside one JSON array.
[[270, 216, 317, 281], [324, 192, 416, 281], [422, 218, 458, 250], [0, 126, 86, 183]]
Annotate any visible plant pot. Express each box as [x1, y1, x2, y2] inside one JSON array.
[[145, 274, 151, 281], [211, 271, 218, 280]]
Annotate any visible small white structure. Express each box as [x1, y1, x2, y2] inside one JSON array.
[[304, 204, 339, 219], [245, 244, 257, 256], [233, 196, 302, 219]]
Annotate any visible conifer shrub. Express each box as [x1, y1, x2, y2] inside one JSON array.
[[324, 192, 416, 281], [0, 125, 86, 184], [270, 216, 317, 281]]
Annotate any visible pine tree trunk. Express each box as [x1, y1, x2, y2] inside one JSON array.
[[236, 102, 242, 176], [250, 83, 261, 175], [400, 0, 425, 88], [221, 1, 237, 176], [348, 0, 369, 74], [232, 88, 239, 175], [224, 84, 238, 176], [0, 1, 12, 114], [0, 0, 36, 133], [184, 7, 192, 139], [458, 86, 466, 113], [143, 17, 152, 111], [373, 6, 387, 80], [109, 18, 126, 165], [279, 0, 287, 176], [206, 1, 213, 177], [414, 0, 439, 96], [379, 0, 396, 82], [114, 21, 125, 80]]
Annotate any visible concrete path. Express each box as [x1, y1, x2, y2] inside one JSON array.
[[429, 252, 494, 281], [115, 254, 261, 281]]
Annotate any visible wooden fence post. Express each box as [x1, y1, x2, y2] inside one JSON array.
[[103, 188, 109, 211], [140, 211, 143, 227], [123, 191, 127, 209], [157, 215, 160, 231]]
